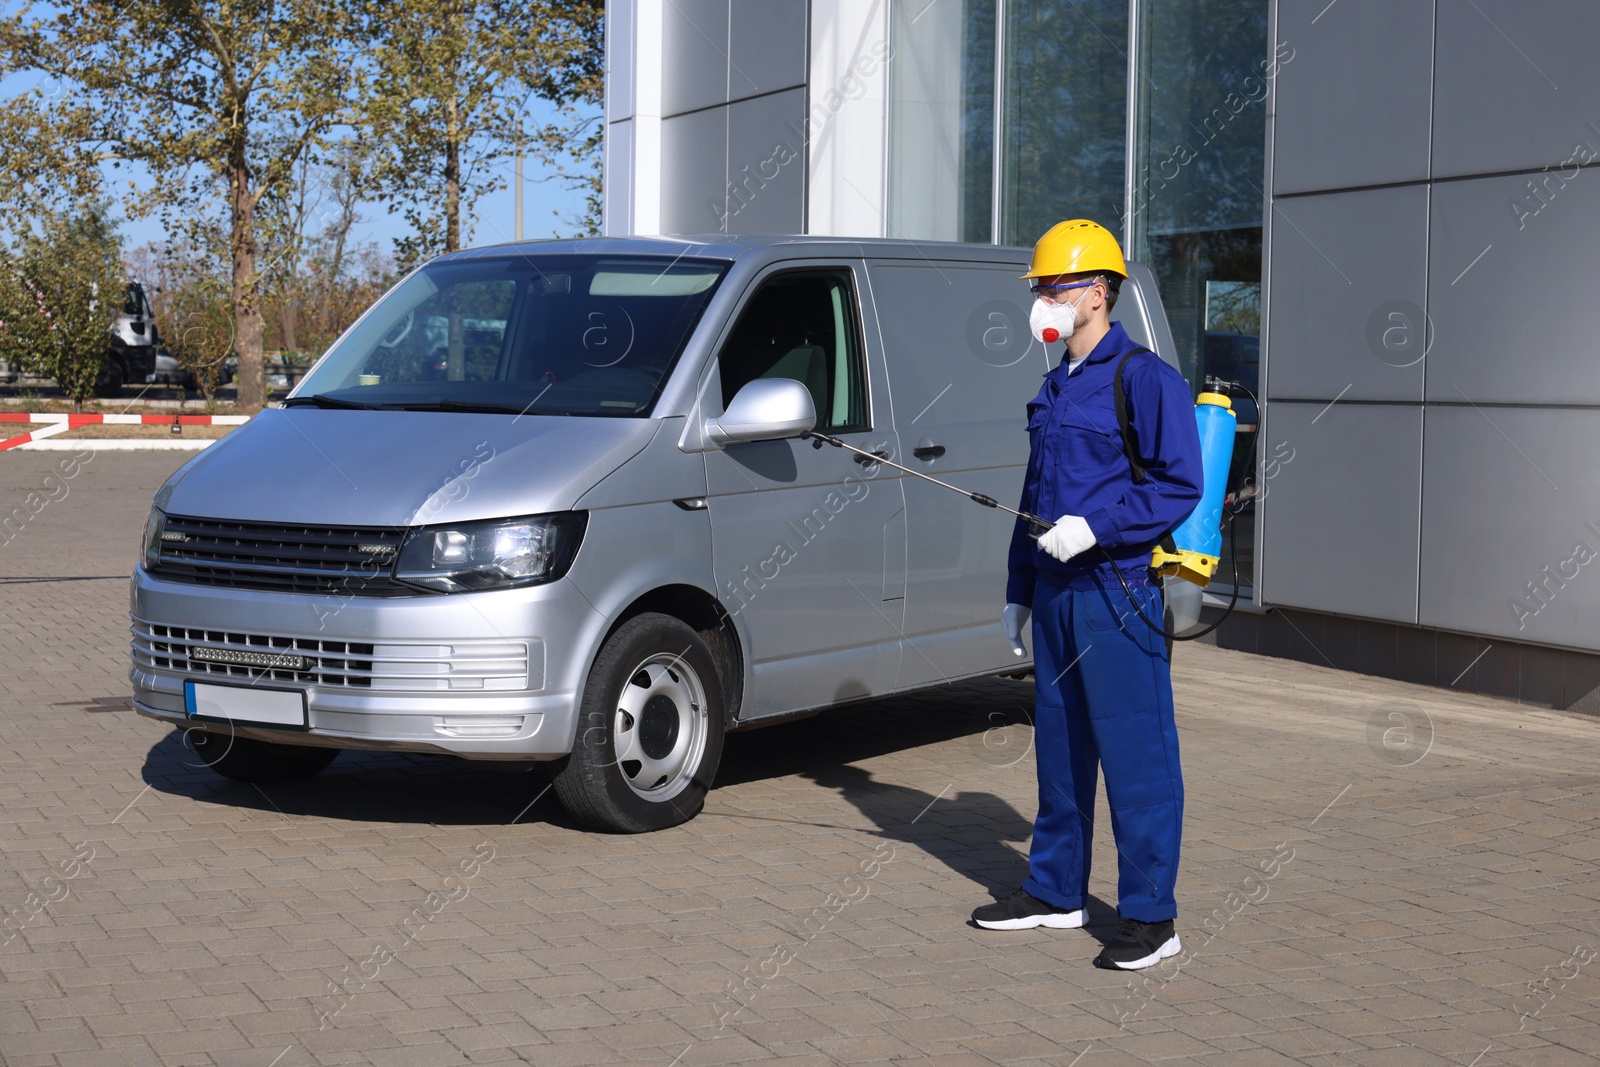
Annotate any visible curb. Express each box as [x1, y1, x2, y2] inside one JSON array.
[[15, 439, 216, 451]]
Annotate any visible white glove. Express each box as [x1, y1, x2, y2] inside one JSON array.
[[1038, 514, 1096, 563], [1001, 603, 1030, 656]]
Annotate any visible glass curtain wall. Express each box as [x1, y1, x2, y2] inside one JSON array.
[[888, 0, 1127, 247], [884, 0, 1271, 584], [1130, 0, 1270, 586], [887, 0, 995, 243], [1000, 0, 1128, 245]]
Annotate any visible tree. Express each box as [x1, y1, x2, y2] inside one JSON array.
[[528, 99, 604, 238], [0, 94, 107, 233], [256, 144, 396, 362], [131, 161, 392, 408], [0, 205, 125, 410], [360, 0, 604, 264], [287, 161, 394, 360], [134, 232, 237, 405], [257, 150, 322, 360], [0, 1, 358, 411], [525, 0, 605, 237]]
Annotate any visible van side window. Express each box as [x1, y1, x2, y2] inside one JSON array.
[[718, 270, 868, 433]]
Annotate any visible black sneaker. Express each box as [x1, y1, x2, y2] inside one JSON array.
[[1092, 918, 1181, 970], [971, 889, 1086, 931]]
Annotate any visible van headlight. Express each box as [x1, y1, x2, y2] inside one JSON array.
[[141, 507, 167, 571], [395, 513, 587, 593]]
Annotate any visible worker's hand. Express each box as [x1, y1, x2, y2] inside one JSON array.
[[1000, 603, 1030, 656], [1038, 514, 1096, 562]]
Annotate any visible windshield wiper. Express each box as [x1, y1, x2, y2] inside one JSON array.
[[282, 394, 386, 410], [397, 399, 540, 415]]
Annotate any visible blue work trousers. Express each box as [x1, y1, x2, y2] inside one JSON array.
[[1023, 575, 1184, 922]]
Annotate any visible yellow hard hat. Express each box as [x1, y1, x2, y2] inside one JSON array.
[[1021, 219, 1128, 280]]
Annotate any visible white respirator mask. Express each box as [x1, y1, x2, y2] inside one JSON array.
[[1030, 294, 1079, 344], [1030, 283, 1094, 347]]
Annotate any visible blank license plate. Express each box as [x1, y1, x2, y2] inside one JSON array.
[[185, 681, 308, 729]]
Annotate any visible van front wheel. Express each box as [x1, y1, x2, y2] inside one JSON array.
[[554, 613, 726, 832]]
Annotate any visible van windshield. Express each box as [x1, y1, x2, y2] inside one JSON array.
[[290, 254, 728, 417]]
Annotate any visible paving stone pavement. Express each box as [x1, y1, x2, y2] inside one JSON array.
[[2, 451, 1599, 1067]]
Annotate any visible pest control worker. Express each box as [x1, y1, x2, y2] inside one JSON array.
[[971, 220, 1203, 972]]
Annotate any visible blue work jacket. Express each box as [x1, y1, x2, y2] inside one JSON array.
[[1006, 322, 1204, 604]]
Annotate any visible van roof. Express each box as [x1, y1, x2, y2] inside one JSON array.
[[438, 233, 1036, 266]]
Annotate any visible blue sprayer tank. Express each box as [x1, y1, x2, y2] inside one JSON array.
[[1150, 392, 1237, 588]]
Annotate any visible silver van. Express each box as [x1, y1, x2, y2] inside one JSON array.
[[130, 236, 1178, 831]]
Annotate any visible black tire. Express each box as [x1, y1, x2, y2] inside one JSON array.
[[554, 613, 727, 832], [188, 729, 340, 784], [91, 357, 125, 398]]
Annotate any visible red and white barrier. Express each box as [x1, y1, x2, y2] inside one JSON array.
[[0, 421, 72, 451], [0, 412, 251, 453]]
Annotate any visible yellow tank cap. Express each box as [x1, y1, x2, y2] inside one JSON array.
[[1196, 392, 1233, 410]]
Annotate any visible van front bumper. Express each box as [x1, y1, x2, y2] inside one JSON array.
[[129, 566, 604, 759]]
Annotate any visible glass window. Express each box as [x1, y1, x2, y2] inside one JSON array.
[[292, 256, 727, 417], [888, 0, 995, 243], [879, 0, 1273, 584], [1131, 0, 1270, 586], [380, 278, 518, 385], [718, 270, 867, 434], [1000, 0, 1128, 246]]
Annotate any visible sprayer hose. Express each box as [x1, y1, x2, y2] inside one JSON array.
[[1100, 510, 1242, 642]]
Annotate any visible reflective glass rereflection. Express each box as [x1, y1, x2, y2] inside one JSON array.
[[1000, 0, 1127, 246], [888, 0, 995, 243]]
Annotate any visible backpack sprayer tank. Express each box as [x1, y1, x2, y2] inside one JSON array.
[[1150, 392, 1238, 588]]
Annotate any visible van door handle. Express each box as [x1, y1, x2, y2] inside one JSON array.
[[913, 443, 945, 460], [853, 449, 890, 466]]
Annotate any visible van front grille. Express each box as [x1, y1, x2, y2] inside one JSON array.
[[131, 620, 531, 692], [153, 515, 413, 596], [135, 623, 376, 687]]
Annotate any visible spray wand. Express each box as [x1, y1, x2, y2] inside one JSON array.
[[801, 428, 1246, 645], [803, 431, 1055, 534]]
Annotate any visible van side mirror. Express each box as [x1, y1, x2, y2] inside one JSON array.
[[705, 378, 817, 446]]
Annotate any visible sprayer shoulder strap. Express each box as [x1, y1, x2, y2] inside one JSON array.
[[1111, 347, 1178, 555], [1112, 347, 1155, 484]]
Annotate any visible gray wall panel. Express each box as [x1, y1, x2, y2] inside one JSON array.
[[663, 0, 730, 116], [660, 108, 728, 234], [1259, 401, 1421, 623], [1266, 186, 1428, 402], [1247, 3, 1600, 655], [1433, 0, 1600, 178], [724, 89, 807, 234], [1271, 0, 1433, 195], [1426, 171, 1600, 404], [729, 0, 808, 101], [1419, 406, 1600, 651]]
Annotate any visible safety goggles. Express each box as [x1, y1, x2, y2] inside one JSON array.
[[1028, 278, 1100, 300]]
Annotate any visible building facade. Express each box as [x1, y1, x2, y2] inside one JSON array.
[[602, 0, 1600, 711]]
